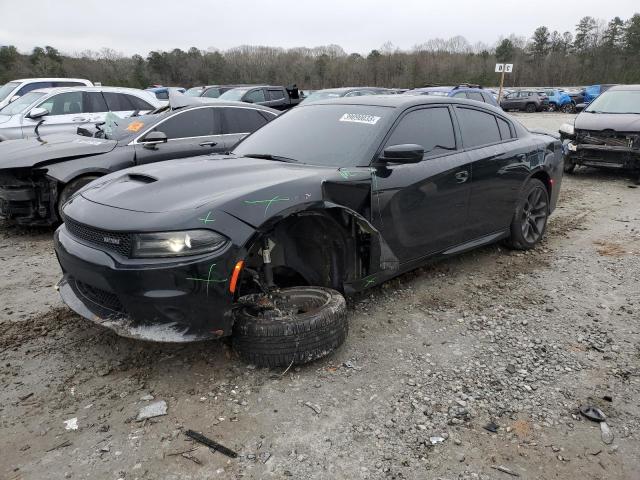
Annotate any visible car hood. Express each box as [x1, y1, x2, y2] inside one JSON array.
[[575, 112, 640, 133], [0, 134, 118, 170], [80, 155, 334, 220]]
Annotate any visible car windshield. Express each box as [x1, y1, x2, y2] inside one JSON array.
[[218, 88, 250, 101], [300, 90, 345, 104], [185, 87, 204, 97], [101, 113, 162, 141], [585, 90, 640, 114], [0, 91, 46, 115], [0, 81, 20, 102], [233, 104, 392, 167]]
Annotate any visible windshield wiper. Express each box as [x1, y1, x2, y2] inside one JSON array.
[[243, 153, 298, 163]]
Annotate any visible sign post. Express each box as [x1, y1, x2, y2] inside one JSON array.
[[496, 63, 513, 104]]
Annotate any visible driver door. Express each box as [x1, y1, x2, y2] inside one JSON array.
[[134, 107, 226, 164], [371, 106, 472, 262]]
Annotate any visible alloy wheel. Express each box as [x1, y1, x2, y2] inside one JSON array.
[[521, 187, 548, 243]]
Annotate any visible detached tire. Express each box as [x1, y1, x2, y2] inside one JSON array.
[[505, 178, 549, 250], [232, 287, 348, 367]]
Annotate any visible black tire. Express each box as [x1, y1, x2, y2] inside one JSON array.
[[57, 175, 99, 216], [525, 103, 537, 113], [505, 178, 549, 250], [561, 102, 576, 114], [547, 103, 557, 112], [232, 286, 348, 367]]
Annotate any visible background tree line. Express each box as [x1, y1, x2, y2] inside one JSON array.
[[1, 13, 639, 89]]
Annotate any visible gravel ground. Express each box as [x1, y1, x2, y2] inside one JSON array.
[[2, 112, 640, 480]]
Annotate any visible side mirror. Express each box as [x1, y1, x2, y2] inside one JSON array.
[[140, 131, 168, 148], [9, 95, 20, 104], [379, 144, 424, 164], [27, 107, 49, 119]]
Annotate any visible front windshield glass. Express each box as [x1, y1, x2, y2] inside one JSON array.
[[218, 88, 249, 101], [233, 104, 392, 167], [0, 92, 46, 115], [104, 113, 161, 141], [585, 90, 640, 114], [300, 90, 344, 104], [0, 81, 20, 101], [186, 87, 204, 97]]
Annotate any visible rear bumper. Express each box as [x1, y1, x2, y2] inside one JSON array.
[[54, 225, 238, 342]]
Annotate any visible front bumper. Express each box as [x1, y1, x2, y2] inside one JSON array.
[[0, 175, 58, 225], [54, 224, 239, 342], [566, 142, 640, 169]]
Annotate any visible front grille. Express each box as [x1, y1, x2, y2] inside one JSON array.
[[577, 130, 639, 148], [65, 217, 132, 257], [74, 278, 125, 314]]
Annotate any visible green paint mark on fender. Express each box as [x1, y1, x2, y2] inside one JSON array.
[[243, 195, 291, 216], [199, 211, 215, 224], [362, 274, 377, 288]]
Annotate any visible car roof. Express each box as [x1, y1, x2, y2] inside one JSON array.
[[305, 94, 506, 114], [10, 78, 91, 83], [609, 84, 640, 91], [30, 86, 154, 95]]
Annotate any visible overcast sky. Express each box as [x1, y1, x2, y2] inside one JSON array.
[[0, 0, 638, 56]]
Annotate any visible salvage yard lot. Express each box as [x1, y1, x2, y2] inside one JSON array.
[[1, 112, 639, 479]]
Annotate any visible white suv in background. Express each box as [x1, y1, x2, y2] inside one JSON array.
[[0, 78, 94, 110], [0, 86, 161, 141]]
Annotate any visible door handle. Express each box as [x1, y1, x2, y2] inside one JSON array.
[[72, 117, 87, 122], [199, 141, 218, 147], [455, 170, 469, 183]]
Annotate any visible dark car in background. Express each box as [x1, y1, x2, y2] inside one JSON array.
[[300, 87, 391, 104], [0, 98, 279, 225], [53, 95, 562, 367], [185, 85, 247, 99], [500, 90, 549, 112], [218, 85, 302, 110], [405, 84, 500, 108], [560, 84, 640, 183]]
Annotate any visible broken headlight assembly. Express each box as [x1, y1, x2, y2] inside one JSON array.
[[132, 230, 227, 258], [559, 123, 575, 137]]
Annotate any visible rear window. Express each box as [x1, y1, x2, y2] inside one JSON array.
[[222, 107, 268, 134], [268, 89, 285, 101], [456, 107, 501, 148], [467, 92, 484, 102], [497, 117, 513, 140]]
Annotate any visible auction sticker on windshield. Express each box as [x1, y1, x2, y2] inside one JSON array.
[[339, 113, 381, 125]]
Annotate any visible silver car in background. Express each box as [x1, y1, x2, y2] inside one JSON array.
[[0, 78, 93, 110], [0, 87, 161, 141]]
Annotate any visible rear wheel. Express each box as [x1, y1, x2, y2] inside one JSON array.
[[505, 179, 549, 250], [525, 103, 537, 113], [561, 102, 576, 113], [57, 175, 99, 218], [232, 287, 348, 367]]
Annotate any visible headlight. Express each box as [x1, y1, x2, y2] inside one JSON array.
[[559, 123, 575, 135], [132, 230, 227, 258]]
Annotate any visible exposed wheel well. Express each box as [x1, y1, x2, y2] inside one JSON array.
[[239, 210, 368, 295], [530, 170, 552, 196]]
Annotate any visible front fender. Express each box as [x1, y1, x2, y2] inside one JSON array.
[[44, 153, 134, 183]]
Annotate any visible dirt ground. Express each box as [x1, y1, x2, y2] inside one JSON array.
[[1, 112, 639, 480]]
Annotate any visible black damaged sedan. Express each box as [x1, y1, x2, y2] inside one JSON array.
[[54, 95, 563, 366]]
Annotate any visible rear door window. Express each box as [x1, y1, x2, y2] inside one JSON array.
[[83, 92, 108, 113], [268, 89, 285, 101], [151, 107, 216, 139], [125, 94, 154, 111], [452, 91, 467, 99], [245, 89, 266, 103], [222, 107, 269, 134], [455, 107, 502, 148], [496, 117, 513, 140], [467, 92, 484, 102], [384, 107, 456, 158]]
